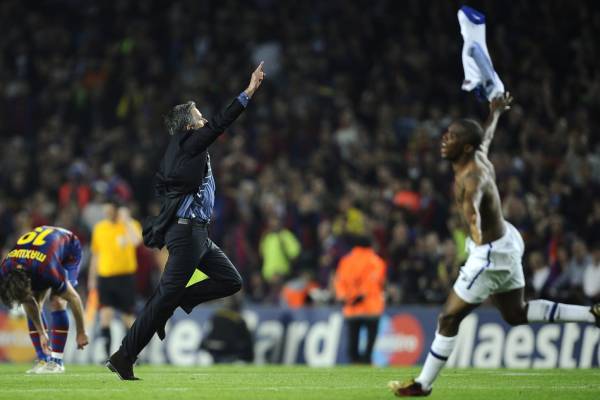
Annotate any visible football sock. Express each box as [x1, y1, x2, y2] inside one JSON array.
[[50, 310, 69, 365], [416, 332, 457, 390], [527, 300, 595, 323]]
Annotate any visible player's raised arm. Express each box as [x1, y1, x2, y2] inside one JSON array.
[[479, 92, 513, 155], [59, 282, 89, 349], [461, 173, 485, 245]]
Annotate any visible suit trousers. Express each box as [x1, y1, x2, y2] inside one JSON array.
[[121, 221, 242, 361]]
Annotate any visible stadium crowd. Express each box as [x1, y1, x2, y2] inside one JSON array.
[[1, 0, 599, 309]]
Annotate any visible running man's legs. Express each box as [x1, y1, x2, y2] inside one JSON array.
[[389, 290, 479, 396]]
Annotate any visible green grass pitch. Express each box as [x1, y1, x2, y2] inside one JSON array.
[[1, 364, 599, 399]]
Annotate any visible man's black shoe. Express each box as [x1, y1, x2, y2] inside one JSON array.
[[106, 349, 139, 381]]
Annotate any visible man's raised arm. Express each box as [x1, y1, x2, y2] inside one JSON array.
[[479, 92, 513, 155], [207, 61, 266, 132], [183, 62, 266, 153]]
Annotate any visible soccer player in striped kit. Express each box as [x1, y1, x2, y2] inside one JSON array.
[[0, 226, 89, 373]]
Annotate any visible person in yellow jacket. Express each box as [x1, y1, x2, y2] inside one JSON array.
[[260, 216, 301, 283], [88, 201, 142, 358], [334, 236, 386, 364]]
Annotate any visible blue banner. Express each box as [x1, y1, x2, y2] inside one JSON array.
[[2, 305, 598, 368]]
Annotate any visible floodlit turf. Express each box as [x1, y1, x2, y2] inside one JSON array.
[[1, 364, 599, 400]]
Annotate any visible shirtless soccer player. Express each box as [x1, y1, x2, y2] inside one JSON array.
[[389, 93, 600, 397]]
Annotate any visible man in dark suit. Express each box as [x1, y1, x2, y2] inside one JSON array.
[[106, 63, 265, 380]]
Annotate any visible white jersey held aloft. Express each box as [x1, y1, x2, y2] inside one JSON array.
[[458, 6, 505, 101]]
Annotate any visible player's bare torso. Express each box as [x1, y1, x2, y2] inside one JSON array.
[[454, 150, 506, 244]]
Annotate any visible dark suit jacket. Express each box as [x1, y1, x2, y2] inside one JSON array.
[[142, 97, 246, 248]]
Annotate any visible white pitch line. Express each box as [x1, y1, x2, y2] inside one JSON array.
[[3, 388, 192, 393]]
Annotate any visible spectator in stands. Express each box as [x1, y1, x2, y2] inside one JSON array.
[[281, 269, 320, 309], [550, 239, 590, 303], [528, 251, 552, 298], [583, 244, 600, 303], [259, 215, 301, 283], [436, 238, 460, 296]]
